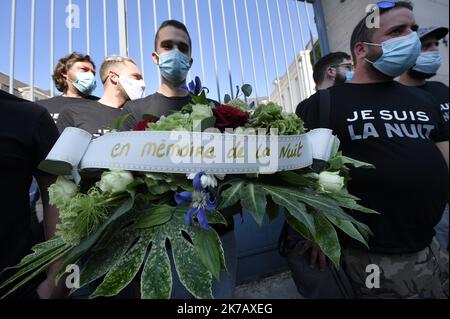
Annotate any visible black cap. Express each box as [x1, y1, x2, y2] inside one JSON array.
[[417, 26, 449, 40]]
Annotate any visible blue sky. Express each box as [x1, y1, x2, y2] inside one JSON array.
[[0, 0, 318, 101]]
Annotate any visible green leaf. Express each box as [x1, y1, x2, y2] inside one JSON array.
[[329, 192, 379, 215], [192, 228, 223, 281], [56, 195, 135, 284], [90, 231, 150, 298], [329, 155, 375, 171], [0, 237, 65, 276], [285, 212, 313, 241], [240, 183, 267, 227], [329, 136, 341, 158], [288, 190, 356, 223], [312, 213, 341, 268], [114, 113, 131, 130], [191, 91, 208, 105], [218, 181, 245, 210], [170, 232, 213, 299], [261, 185, 315, 235], [224, 94, 232, 104], [133, 205, 174, 229], [326, 216, 368, 249], [207, 210, 228, 226], [1, 245, 70, 299], [241, 84, 253, 97], [141, 239, 172, 299], [266, 196, 279, 223], [78, 228, 139, 290], [279, 171, 315, 188]]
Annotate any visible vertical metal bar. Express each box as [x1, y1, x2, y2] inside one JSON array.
[[181, 0, 191, 83], [220, 0, 233, 98], [9, 0, 16, 95], [303, 0, 316, 65], [295, 0, 313, 97], [137, 0, 145, 80], [232, 0, 245, 87], [265, 0, 282, 104], [69, 0, 73, 53], [286, 0, 306, 101], [30, 0, 36, 101], [243, 0, 259, 104], [168, 0, 172, 20], [255, 0, 270, 101], [275, 0, 295, 112], [103, 0, 108, 57], [50, 0, 55, 97], [153, 0, 160, 86], [194, 0, 206, 82], [86, 0, 91, 55], [117, 0, 128, 57], [208, 0, 221, 103]]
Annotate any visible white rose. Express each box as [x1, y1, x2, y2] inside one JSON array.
[[318, 171, 345, 193], [99, 170, 134, 194], [49, 176, 78, 206]]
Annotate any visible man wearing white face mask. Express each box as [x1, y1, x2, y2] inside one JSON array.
[[298, 1, 448, 299], [57, 55, 145, 138]]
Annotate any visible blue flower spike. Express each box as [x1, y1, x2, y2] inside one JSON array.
[[174, 172, 217, 231]]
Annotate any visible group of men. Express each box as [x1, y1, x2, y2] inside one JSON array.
[[0, 1, 448, 299]]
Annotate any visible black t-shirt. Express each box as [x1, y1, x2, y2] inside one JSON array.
[[57, 101, 122, 137], [0, 91, 59, 296], [120, 92, 193, 131], [120, 92, 234, 235], [37, 95, 99, 124], [418, 81, 449, 122], [297, 81, 449, 254]]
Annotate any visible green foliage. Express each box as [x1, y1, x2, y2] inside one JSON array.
[[248, 103, 306, 135]]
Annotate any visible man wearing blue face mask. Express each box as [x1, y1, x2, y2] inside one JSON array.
[[298, 1, 448, 299], [400, 26, 449, 254], [400, 26, 449, 122], [120, 20, 196, 131], [38, 52, 99, 125], [120, 20, 236, 300]]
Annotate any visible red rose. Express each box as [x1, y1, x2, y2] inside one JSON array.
[[212, 104, 249, 131], [133, 117, 158, 131]]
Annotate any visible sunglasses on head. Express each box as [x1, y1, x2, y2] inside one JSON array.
[[375, 1, 398, 9], [354, 1, 399, 43]]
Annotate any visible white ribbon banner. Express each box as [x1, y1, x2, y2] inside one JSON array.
[[39, 127, 335, 175]]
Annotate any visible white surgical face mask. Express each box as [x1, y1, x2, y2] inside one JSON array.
[[118, 76, 146, 100]]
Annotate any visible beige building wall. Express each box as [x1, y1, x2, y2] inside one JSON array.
[[320, 0, 449, 85]]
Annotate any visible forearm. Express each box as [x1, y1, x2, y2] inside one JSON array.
[[436, 141, 449, 171]]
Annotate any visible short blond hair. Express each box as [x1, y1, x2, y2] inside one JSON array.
[[100, 55, 136, 83]]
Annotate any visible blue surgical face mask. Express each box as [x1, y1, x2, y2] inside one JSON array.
[[412, 51, 442, 75], [71, 72, 97, 95], [156, 49, 191, 84], [364, 32, 421, 78], [345, 71, 354, 82]]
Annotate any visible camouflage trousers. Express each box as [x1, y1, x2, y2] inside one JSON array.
[[342, 238, 449, 299]]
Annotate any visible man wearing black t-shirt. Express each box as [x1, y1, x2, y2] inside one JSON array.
[[0, 91, 64, 299], [120, 20, 236, 299], [38, 52, 99, 124], [298, 2, 448, 298], [57, 56, 145, 138], [399, 26, 449, 252], [400, 26, 449, 122]]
